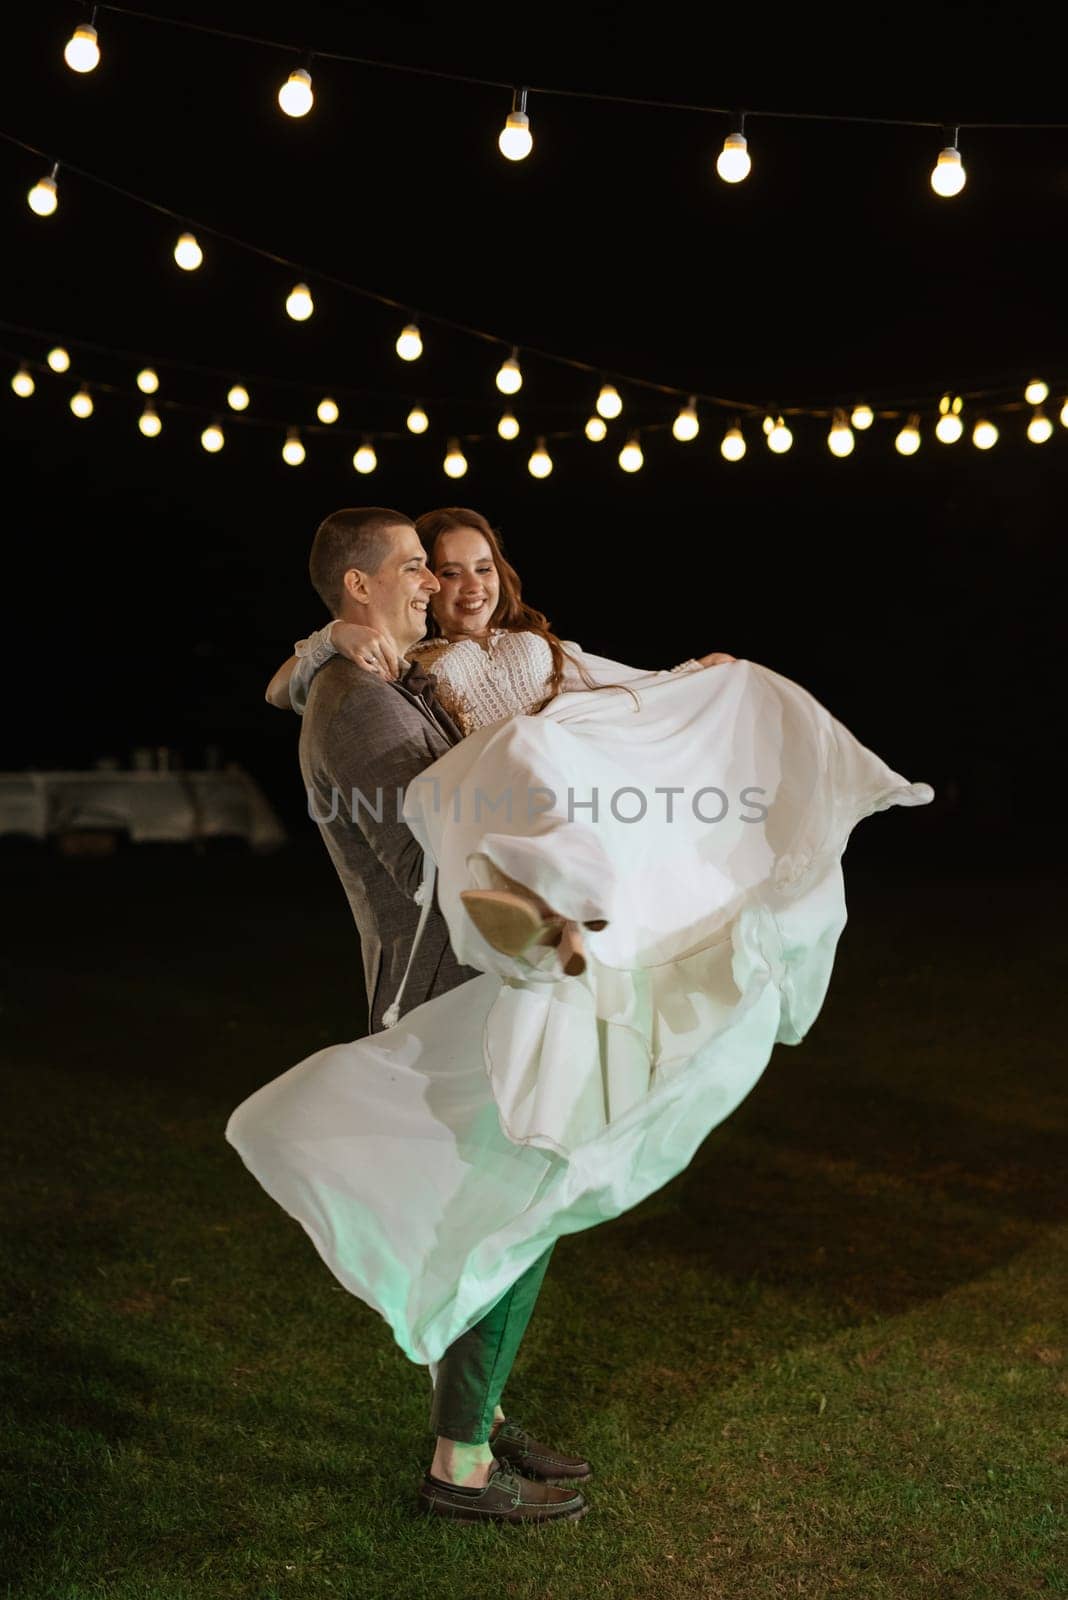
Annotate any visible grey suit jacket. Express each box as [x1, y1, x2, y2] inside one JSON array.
[[299, 656, 477, 1032]]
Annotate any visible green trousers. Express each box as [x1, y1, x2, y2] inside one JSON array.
[[428, 1241, 557, 1445]]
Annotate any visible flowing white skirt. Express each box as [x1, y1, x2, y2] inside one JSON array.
[[226, 659, 932, 1366]]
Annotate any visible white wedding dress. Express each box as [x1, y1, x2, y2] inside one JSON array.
[[226, 630, 933, 1366]]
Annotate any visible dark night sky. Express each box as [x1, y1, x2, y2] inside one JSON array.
[[2, 3, 1064, 843]]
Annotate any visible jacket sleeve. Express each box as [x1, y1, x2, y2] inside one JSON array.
[[319, 680, 436, 899]]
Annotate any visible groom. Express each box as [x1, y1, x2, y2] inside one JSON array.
[[299, 507, 591, 1524]]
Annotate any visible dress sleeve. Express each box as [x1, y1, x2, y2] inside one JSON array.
[[290, 622, 338, 714]]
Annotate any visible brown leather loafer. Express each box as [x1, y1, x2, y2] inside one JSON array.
[[417, 1459, 589, 1523], [490, 1419, 593, 1481]]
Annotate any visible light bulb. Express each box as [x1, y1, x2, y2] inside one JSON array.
[[716, 132, 751, 184], [1024, 378, 1049, 406], [618, 435, 643, 473], [286, 283, 314, 321], [278, 67, 314, 118], [201, 423, 225, 453], [316, 396, 338, 424], [395, 323, 422, 361], [69, 387, 93, 419], [136, 367, 159, 395], [138, 404, 161, 438], [282, 428, 306, 466], [63, 23, 99, 73], [935, 412, 963, 443], [767, 418, 793, 454], [827, 413, 854, 457], [27, 173, 58, 217], [406, 404, 429, 434], [596, 383, 622, 419], [672, 398, 699, 442], [1061, 399, 1068, 429], [895, 417, 921, 455], [11, 366, 35, 398], [497, 412, 520, 441], [972, 419, 998, 450], [584, 415, 607, 442], [761, 414, 774, 435], [498, 91, 533, 161], [443, 439, 468, 478], [1027, 408, 1053, 444], [850, 403, 874, 430], [353, 442, 377, 474], [720, 425, 746, 461], [930, 145, 966, 197], [227, 383, 250, 411], [47, 346, 70, 373], [528, 438, 552, 478], [174, 232, 203, 271], [496, 350, 522, 394]]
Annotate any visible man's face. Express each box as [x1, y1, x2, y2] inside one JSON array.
[[350, 524, 440, 654]]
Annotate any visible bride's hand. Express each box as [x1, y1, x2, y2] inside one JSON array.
[[332, 623, 401, 680], [697, 651, 737, 667]]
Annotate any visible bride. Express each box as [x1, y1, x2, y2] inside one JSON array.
[[231, 505, 932, 1367]]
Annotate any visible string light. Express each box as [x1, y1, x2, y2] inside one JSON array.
[[496, 348, 523, 394], [278, 65, 314, 118], [930, 129, 966, 197], [584, 415, 607, 442], [895, 415, 921, 455], [316, 396, 338, 424], [27, 165, 59, 217], [720, 423, 746, 461], [282, 427, 305, 465], [443, 438, 468, 478], [69, 386, 93, 419], [850, 403, 874, 431], [1027, 407, 1053, 444], [201, 422, 225, 453], [596, 383, 622, 419], [136, 367, 159, 395], [11, 365, 35, 398], [227, 383, 250, 411], [497, 412, 519, 440], [1060, 399, 1068, 429], [63, 20, 100, 73], [972, 418, 998, 450], [395, 322, 423, 361], [716, 115, 750, 184], [767, 417, 793, 454], [761, 415, 774, 435], [528, 437, 553, 478], [1024, 378, 1049, 405], [406, 404, 429, 434], [47, 346, 70, 373], [935, 393, 963, 443], [174, 232, 203, 271], [498, 88, 533, 161], [286, 282, 314, 321], [618, 433, 644, 472], [827, 410, 854, 457], [671, 397, 699, 442], [138, 404, 161, 437], [353, 439, 377, 474]]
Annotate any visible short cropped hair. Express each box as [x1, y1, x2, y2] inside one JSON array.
[[308, 507, 414, 616]]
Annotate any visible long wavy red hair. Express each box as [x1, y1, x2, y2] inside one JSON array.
[[414, 507, 631, 712]]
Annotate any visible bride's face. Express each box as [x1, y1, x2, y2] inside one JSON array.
[[431, 528, 501, 639]]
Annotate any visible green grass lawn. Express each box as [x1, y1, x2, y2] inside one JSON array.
[[1, 836, 1064, 1598]]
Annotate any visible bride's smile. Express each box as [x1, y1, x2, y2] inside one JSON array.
[[431, 525, 501, 640]]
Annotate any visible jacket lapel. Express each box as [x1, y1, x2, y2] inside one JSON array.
[[391, 682, 464, 747]]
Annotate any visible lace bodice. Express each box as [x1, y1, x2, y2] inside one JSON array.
[[407, 630, 558, 733], [289, 623, 703, 733]]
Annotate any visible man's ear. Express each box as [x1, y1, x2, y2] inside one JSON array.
[[342, 566, 370, 605]]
